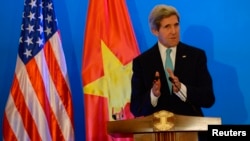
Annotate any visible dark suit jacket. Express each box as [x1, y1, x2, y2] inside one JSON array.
[[130, 42, 215, 117]]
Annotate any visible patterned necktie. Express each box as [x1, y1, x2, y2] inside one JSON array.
[[165, 48, 174, 93]]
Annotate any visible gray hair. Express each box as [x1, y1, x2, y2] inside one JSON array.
[[149, 4, 180, 31]]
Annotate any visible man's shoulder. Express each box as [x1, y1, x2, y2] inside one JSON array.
[[134, 43, 158, 59], [178, 42, 205, 53]]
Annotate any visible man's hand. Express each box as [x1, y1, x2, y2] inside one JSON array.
[[152, 71, 161, 97], [167, 69, 181, 93]]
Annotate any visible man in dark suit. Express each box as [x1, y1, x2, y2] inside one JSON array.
[[130, 4, 215, 141]]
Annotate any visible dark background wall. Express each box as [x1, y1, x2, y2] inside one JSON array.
[[1, 0, 249, 140]]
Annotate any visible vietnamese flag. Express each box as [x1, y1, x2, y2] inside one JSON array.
[[81, 0, 140, 141]]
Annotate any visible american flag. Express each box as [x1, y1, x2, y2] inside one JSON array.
[[2, 0, 75, 140]]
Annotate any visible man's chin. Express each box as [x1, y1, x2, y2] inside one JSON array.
[[168, 39, 179, 46], [169, 43, 179, 47]]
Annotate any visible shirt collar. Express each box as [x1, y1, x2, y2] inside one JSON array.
[[158, 41, 177, 67], [158, 41, 177, 56]]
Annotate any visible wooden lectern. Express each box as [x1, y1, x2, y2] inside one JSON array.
[[107, 110, 221, 141]]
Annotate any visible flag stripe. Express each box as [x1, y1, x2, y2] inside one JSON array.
[[45, 34, 74, 124], [10, 75, 43, 141], [5, 57, 52, 141], [26, 57, 59, 140], [3, 107, 19, 141], [42, 33, 74, 140]]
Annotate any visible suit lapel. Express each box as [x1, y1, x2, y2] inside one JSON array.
[[150, 44, 171, 93]]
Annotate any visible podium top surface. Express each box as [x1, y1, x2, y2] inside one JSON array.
[[107, 110, 221, 134]]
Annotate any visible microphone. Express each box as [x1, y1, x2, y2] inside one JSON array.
[[169, 77, 200, 115], [168, 77, 174, 82], [154, 76, 160, 81], [168, 77, 186, 99]]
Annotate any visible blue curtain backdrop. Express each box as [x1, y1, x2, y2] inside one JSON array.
[[1, 0, 249, 140]]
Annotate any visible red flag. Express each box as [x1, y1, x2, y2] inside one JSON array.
[[2, 0, 75, 140], [82, 0, 140, 140]]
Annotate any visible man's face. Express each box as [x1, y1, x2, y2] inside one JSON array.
[[153, 15, 180, 47]]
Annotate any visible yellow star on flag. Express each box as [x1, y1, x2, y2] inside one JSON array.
[[84, 40, 133, 120]]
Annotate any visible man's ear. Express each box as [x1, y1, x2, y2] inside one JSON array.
[[151, 28, 159, 36]]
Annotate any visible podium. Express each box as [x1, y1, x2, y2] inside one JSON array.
[[107, 110, 221, 141]]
